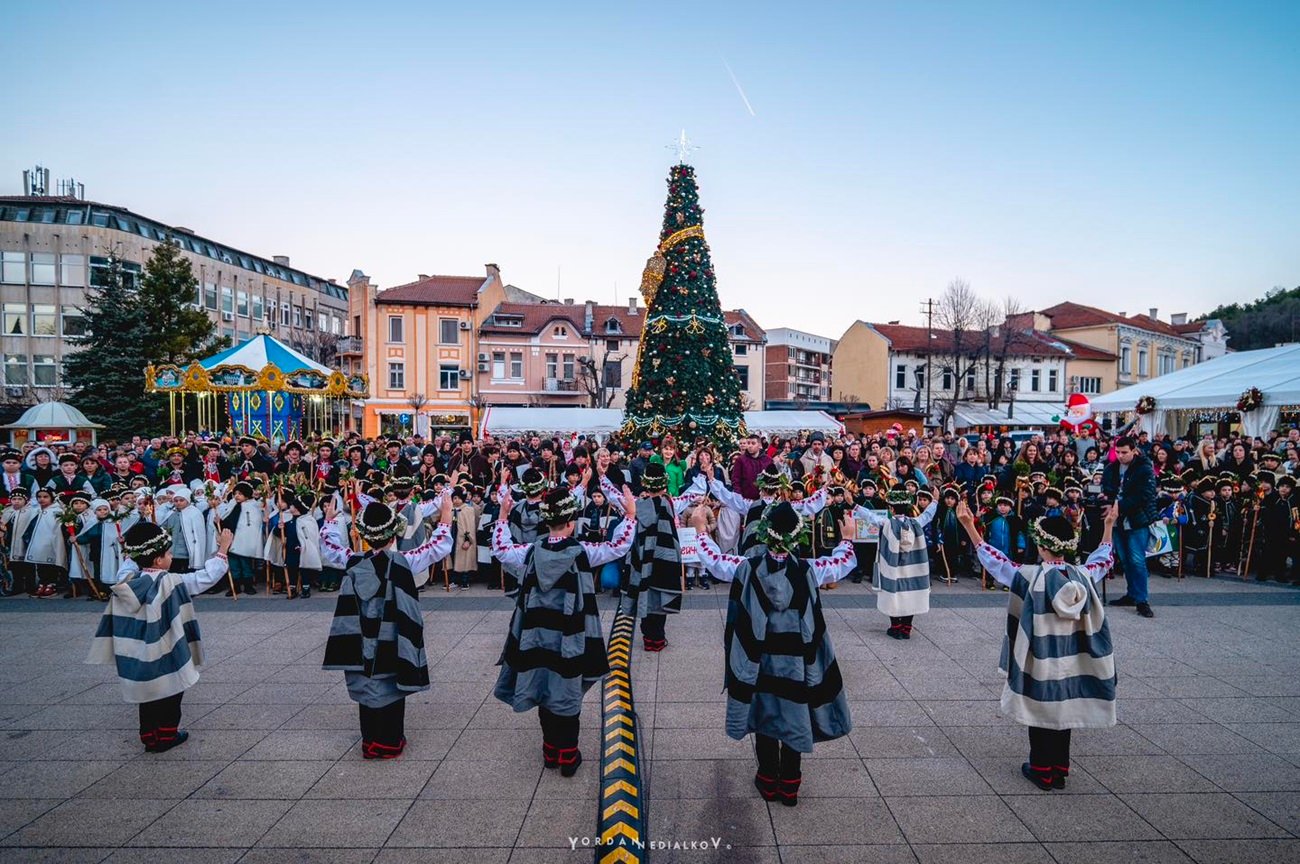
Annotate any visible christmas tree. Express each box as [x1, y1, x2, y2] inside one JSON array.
[[622, 160, 745, 448]]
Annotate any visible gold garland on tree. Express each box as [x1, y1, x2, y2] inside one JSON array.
[[634, 224, 708, 387]]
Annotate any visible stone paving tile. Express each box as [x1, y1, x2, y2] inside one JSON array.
[[256, 799, 412, 848], [1074, 755, 1220, 793], [1118, 792, 1290, 840], [0, 760, 124, 799], [967, 758, 1109, 795], [419, 758, 541, 800], [885, 794, 1034, 844], [1042, 840, 1195, 864], [102, 849, 245, 864], [1176, 752, 1300, 791], [242, 730, 360, 761], [1127, 722, 1266, 755], [863, 756, 992, 796], [127, 799, 294, 848], [1172, 838, 1300, 863], [1004, 792, 1161, 842], [2, 797, 176, 847], [911, 843, 1053, 864], [79, 760, 227, 799], [849, 725, 957, 758], [1231, 791, 1300, 835], [0, 799, 63, 842], [0, 850, 118, 864], [386, 798, 529, 848], [239, 850, 380, 864], [194, 760, 335, 799], [779, 844, 919, 863]]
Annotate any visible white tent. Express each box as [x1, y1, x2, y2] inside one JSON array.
[[1089, 344, 1300, 438], [478, 407, 844, 439]]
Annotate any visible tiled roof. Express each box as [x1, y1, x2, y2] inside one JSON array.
[[1038, 301, 1187, 339], [724, 309, 766, 340], [867, 323, 1114, 360], [376, 275, 485, 307], [480, 302, 645, 337]]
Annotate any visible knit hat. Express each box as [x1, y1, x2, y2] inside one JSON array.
[[8, 487, 28, 500], [357, 501, 407, 545], [0, 448, 19, 463], [759, 502, 808, 554], [641, 462, 668, 493], [518, 467, 548, 497], [540, 488, 580, 526], [123, 522, 171, 564]]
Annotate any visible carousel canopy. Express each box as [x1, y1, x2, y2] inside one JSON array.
[[1089, 344, 1300, 411], [1, 400, 104, 430], [200, 334, 332, 375]]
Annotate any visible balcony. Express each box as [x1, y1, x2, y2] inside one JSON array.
[[338, 336, 363, 356], [543, 377, 579, 392]]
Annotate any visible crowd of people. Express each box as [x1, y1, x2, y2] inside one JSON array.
[[15, 418, 1295, 800]]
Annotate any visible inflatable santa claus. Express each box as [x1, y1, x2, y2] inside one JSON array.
[[1060, 392, 1099, 436]]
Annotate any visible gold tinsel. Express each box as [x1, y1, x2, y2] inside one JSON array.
[[639, 251, 666, 307]]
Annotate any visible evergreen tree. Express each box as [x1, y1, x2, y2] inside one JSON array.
[[138, 239, 225, 363], [623, 163, 744, 448], [64, 254, 163, 438]]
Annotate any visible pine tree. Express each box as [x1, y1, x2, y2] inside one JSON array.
[[138, 239, 225, 364], [64, 254, 163, 438], [623, 163, 744, 447]]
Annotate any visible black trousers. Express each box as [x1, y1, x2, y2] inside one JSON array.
[[359, 698, 406, 746], [12, 561, 36, 595], [641, 613, 666, 641], [34, 563, 65, 587], [138, 692, 183, 735], [889, 616, 914, 627], [169, 558, 190, 573], [538, 706, 579, 748], [1028, 726, 1072, 769], [755, 733, 802, 778]]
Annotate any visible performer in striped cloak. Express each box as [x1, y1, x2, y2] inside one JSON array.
[[705, 464, 826, 555], [86, 522, 234, 752], [320, 496, 453, 759], [630, 462, 683, 652], [490, 484, 637, 777], [693, 502, 858, 807], [855, 488, 938, 639], [501, 466, 549, 597], [956, 499, 1119, 791]]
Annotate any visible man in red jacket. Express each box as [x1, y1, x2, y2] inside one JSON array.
[[730, 434, 773, 501]]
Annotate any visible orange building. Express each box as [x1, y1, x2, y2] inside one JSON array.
[[343, 266, 505, 438]]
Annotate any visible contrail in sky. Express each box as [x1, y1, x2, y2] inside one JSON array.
[[721, 57, 756, 117]]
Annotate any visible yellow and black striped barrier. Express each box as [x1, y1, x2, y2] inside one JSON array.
[[596, 606, 645, 863]]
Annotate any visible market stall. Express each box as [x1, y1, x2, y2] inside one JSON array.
[[478, 407, 843, 440], [1, 401, 104, 446], [1088, 344, 1300, 439]]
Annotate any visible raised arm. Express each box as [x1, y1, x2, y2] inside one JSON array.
[[696, 533, 744, 582], [811, 540, 858, 587], [579, 517, 635, 567], [178, 530, 233, 594], [707, 477, 752, 515], [955, 499, 1018, 588], [670, 474, 707, 515], [490, 519, 530, 569], [913, 499, 939, 528], [851, 505, 889, 526], [402, 522, 454, 573], [791, 484, 827, 516], [319, 522, 352, 569], [1082, 504, 1119, 583]]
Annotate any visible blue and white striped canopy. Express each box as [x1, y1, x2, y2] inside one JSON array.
[[199, 334, 332, 375]]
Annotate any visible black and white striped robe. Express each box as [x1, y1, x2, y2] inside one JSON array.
[[696, 535, 857, 753], [975, 541, 1118, 730], [857, 501, 937, 618], [491, 518, 634, 716], [707, 478, 828, 556], [320, 523, 452, 707], [631, 495, 682, 618]]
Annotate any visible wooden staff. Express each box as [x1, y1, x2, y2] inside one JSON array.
[[68, 525, 105, 601], [937, 542, 955, 585], [1241, 494, 1263, 580], [1206, 501, 1216, 578], [212, 499, 237, 600]]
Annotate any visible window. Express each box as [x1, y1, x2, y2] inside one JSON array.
[[605, 319, 621, 334], [237, 290, 249, 316], [439, 364, 460, 390], [734, 343, 747, 356], [219, 287, 232, 314], [439, 318, 459, 344], [353, 315, 361, 337], [492, 351, 506, 379], [562, 353, 575, 380], [1078, 376, 1102, 395], [965, 367, 976, 394], [941, 367, 953, 391], [31, 305, 56, 336], [895, 363, 907, 389], [1009, 368, 1021, 391], [1158, 352, 1174, 376], [730, 323, 745, 337], [387, 361, 405, 389], [388, 315, 404, 343], [1120, 345, 1132, 374], [4, 303, 25, 335], [32, 355, 56, 386], [1030, 369, 1041, 392], [787, 347, 796, 360], [303, 308, 312, 331], [331, 315, 340, 334], [3, 354, 28, 385], [65, 210, 83, 225], [603, 360, 623, 388], [291, 306, 301, 327], [545, 353, 558, 379], [1182, 352, 1192, 368], [61, 306, 86, 338], [1, 252, 24, 283], [606, 339, 620, 353], [554, 325, 568, 338], [1048, 369, 1059, 392], [734, 365, 749, 389], [914, 365, 925, 389], [202, 283, 217, 309], [1137, 347, 1148, 377], [510, 351, 523, 379], [281, 302, 291, 326], [252, 295, 263, 321], [60, 254, 85, 287], [30, 253, 55, 285]]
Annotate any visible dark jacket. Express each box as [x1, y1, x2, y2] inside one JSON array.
[[1101, 453, 1159, 530]]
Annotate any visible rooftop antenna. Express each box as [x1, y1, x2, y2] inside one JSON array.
[[22, 165, 50, 197]]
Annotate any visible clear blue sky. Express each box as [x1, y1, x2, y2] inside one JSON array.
[[5, 1, 1297, 339]]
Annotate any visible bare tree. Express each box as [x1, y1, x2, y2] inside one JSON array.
[[931, 278, 997, 428], [577, 349, 627, 409], [286, 327, 341, 367], [987, 296, 1030, 409], [738, 391, 758, 412], [405, 393, 428, 436]]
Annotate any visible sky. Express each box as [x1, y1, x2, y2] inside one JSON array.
[[5, 0, 1298, 339]]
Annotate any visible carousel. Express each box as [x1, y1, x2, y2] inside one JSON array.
[[145, 333, 368, 441]]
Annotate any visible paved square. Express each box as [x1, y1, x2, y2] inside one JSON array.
[[1, 574, 1298, 863]]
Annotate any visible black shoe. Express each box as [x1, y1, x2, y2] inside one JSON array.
[[1109, 595, 1137, 607], [754, 771, 778, 801], [777, 776, 801, 807], [1136, 602, 1154, 618], [850, 575, 863, 583], [886, 626, 902, 640], [1022, 762, 1053, 791], [300, 587, 311, 599], [243, 584, 257, 595], [700, 578, 711, 590], [558, 748, 582, 777], [1052, 767, 1068, 789], [225, 588, 235, 597], [148, 730, 190, 754]]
